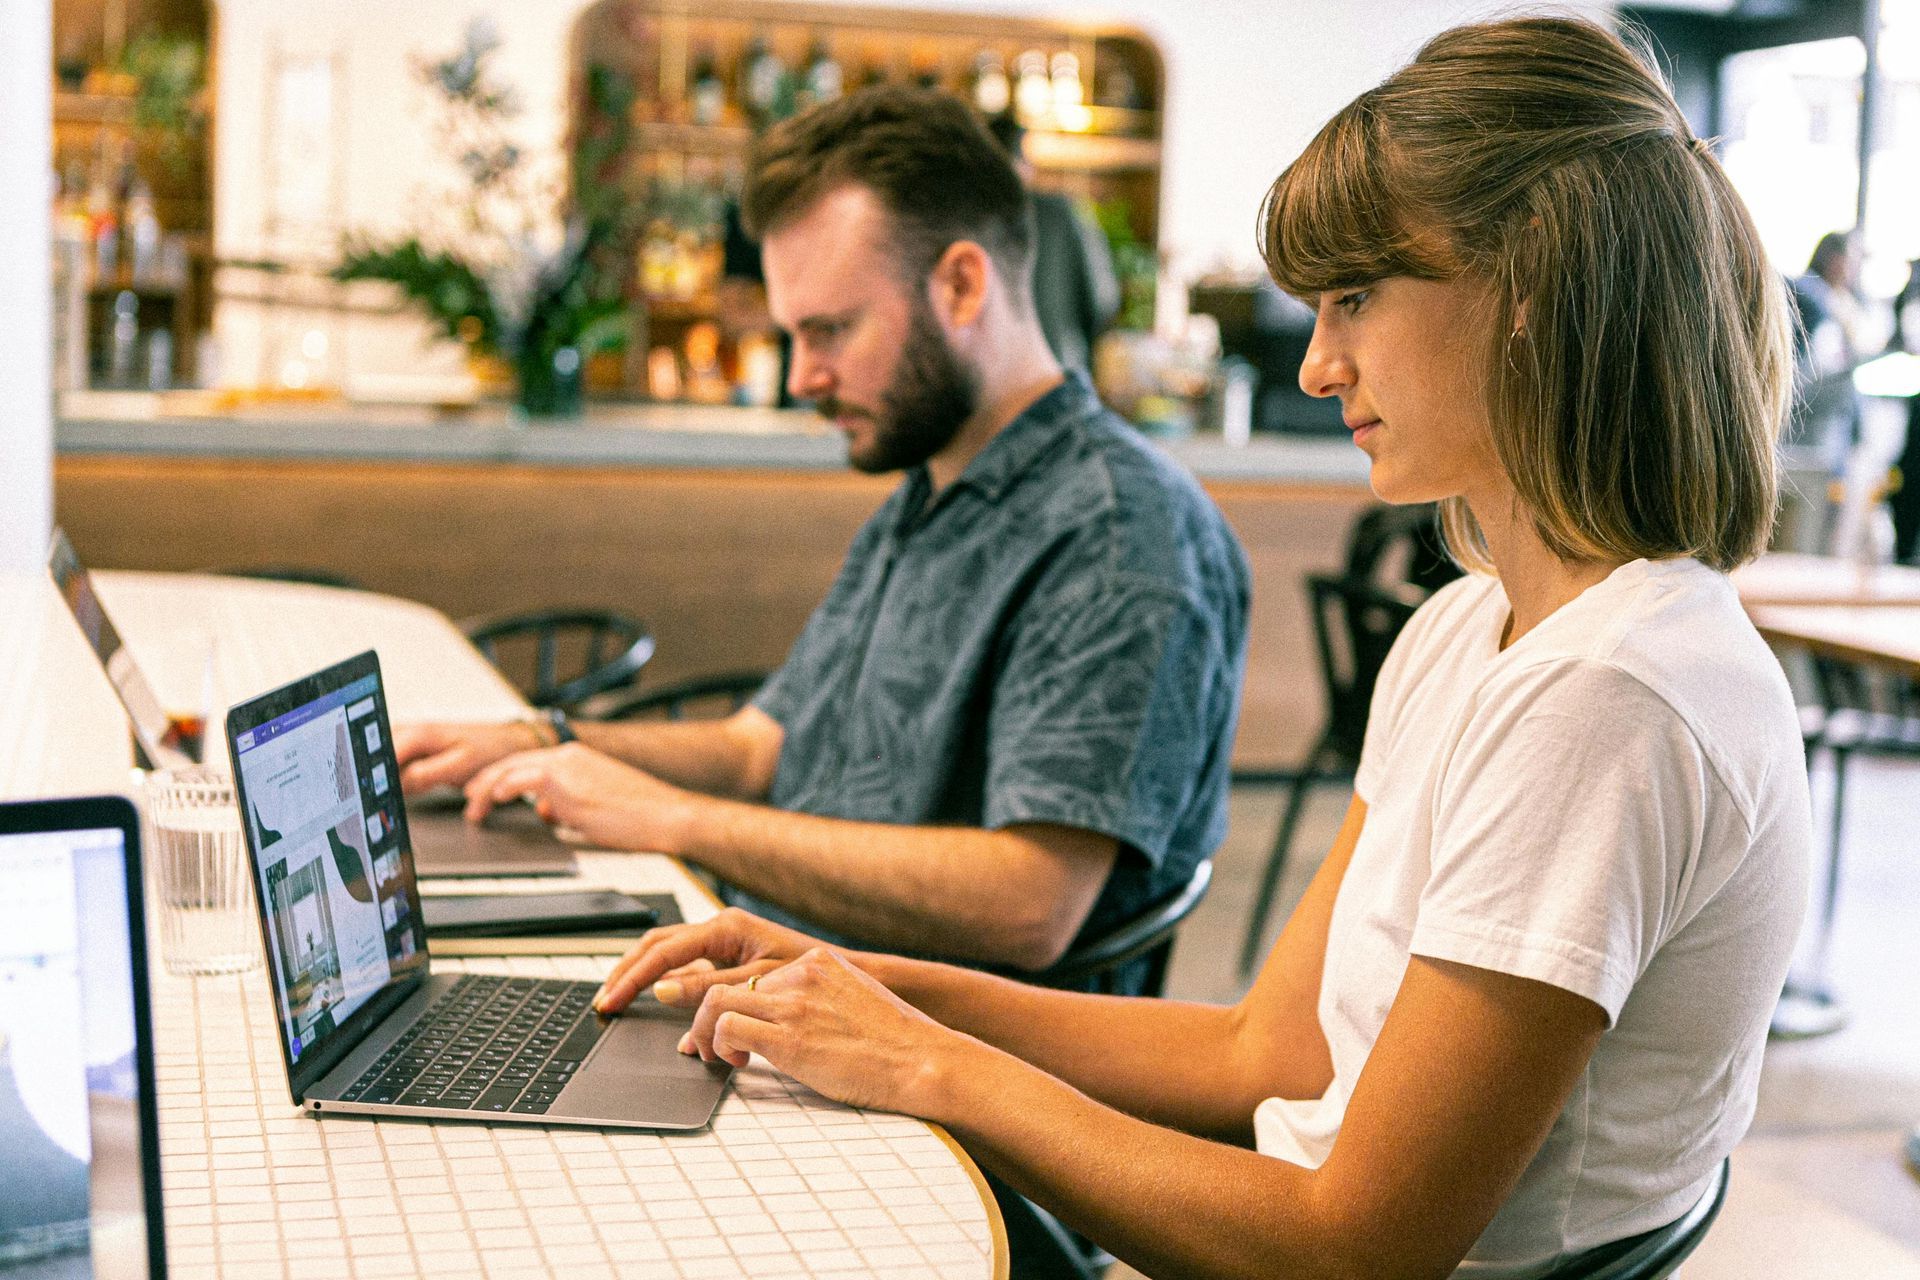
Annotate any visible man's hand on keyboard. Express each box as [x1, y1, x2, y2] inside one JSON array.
[[396, 721, 545, 793], [462, 741, 694, 854]]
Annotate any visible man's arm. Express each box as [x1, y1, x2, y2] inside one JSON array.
[[463, 740, 1117, 969], [572, 708, 782, 800], [679, 804, 1118, 970], [395, 706, 783, 802]]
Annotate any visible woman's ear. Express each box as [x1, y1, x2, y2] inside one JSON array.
[[930, 241, 992, 330]]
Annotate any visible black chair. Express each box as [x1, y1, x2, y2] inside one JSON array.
[[1774, 656, 1920, 1037], [1033, 859, 1212, 998], [211, 564, 366, 591], [1543, 1158, 1729, 1279], [1340, 501, 1460, 591], [461, 608, 656, 712], [591, 670, 769, 721], [1238, 574, 1426, 977]]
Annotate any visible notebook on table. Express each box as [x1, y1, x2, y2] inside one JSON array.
[[226, 650, 730, 1130], [0, 795, 168, 1280], [47, 528, 579, 879]]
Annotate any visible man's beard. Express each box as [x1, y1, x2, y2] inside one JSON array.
[[821, 302, 979, 475]]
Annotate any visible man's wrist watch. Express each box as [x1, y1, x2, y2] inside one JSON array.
[[538, 707, 577, 746]]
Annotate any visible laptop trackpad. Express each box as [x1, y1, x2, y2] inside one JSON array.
[[557, 1004, 732, 1129]]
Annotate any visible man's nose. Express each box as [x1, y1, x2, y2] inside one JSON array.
[[788, 347, 833, 403]]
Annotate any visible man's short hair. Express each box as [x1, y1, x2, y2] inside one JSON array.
[[743, 85, 1035, 299]]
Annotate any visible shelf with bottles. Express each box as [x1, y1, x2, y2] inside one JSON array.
[[51, 5, 216, 391], [567, 0, 1163, 405]]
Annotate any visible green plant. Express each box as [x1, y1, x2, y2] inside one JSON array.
[[331, 21, 631, 412], [1093, 199, 1158, 332], [123, 32, 207, 173]]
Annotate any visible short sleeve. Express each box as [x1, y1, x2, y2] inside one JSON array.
[[981, 575, 1239, 868], [1409, 661, 1709, 1023], [751, 599, 828, 728], [1353, 576, 1477, 804], [752, 507, 893, 728]]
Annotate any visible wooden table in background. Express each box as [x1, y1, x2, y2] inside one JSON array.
[[1732, 552, 1920, 609], [1745, 604, 1920, 678]]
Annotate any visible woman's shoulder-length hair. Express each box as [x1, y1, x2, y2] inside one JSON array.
[[1260, 15, 1791, 574]]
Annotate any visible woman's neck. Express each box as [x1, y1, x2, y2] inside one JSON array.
[[1469, 491, 1627, 649]]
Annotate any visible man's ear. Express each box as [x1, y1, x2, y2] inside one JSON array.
[[929, 241, 992, 330]]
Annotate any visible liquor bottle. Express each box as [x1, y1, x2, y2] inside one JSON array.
[[124, 180, 161, 284], [1013, 50, 1051, 126], [742, 37, 785, 127], [909, 45, 943, 91], [800, 39, 843, 109], [85, 148, 120, 281], [1051, 52, 1089, 131], [852, 45, 889, 91], [689, 49, 726, 126], [971, 51, 1010, 116]]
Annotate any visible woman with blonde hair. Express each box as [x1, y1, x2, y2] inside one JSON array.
[[585, 17, 1811, 1277]]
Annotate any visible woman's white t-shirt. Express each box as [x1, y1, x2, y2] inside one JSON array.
[[1253, 558, 1811, 1275]]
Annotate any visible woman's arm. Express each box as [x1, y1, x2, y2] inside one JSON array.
[[858, 794, 1369, 1137], [596, 797, 1370, 1142], [687, 946, 1605, 1280]]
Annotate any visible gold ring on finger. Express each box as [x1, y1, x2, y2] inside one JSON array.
[[745, 975, 760, 993]]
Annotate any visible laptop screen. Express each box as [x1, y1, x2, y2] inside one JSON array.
[[0, 799, 165, 1279], [47, 528, 200, 772], [229, 653, 427, 1083]]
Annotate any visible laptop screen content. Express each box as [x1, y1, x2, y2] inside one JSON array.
[[0, 819, 159, 1279], [231, 665, 427, 1070]]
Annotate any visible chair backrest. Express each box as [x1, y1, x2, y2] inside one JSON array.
[[1542, 1159, 1729, 1280], [1033, 859, 1213, 997], [1308, 573, 1425, 765], [462, 608, 656, 711], [1343, 502, 1460, 594], [592, 670, 770, 722]]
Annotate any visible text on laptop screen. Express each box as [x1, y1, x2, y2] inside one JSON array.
[[0, 827, 153, 1279], [233, 672, 424, 1067]]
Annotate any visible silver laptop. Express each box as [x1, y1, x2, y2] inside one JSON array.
[[0, 795, 168, 1280], [49, 528, 197, 774], [47, 529, 577, 878], [226, 650, 730, 1130]]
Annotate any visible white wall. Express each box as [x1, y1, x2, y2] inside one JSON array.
[[208, 0, 1609, 384], [2, 0, 53, 567]]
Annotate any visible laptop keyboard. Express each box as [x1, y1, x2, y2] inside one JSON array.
[[338, 975, 607, 1115]]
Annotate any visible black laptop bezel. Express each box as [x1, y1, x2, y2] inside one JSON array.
[[225, 649, 431, 1104], [0, 794, 169, 1280]]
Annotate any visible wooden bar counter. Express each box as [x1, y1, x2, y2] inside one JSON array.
[[56, 399, 1374, 770]]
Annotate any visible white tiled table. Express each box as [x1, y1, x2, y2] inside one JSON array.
[[25, 570, 1006, 1279]]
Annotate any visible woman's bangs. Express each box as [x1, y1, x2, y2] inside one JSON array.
[[1260, 101, 1436, 298]]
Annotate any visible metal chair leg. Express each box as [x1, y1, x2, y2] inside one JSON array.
[[1773, 743, 1853, 1038], [1239, 742, 1330, 978]]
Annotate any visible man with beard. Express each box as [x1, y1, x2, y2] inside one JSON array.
[[396, 88, 1249, 989]]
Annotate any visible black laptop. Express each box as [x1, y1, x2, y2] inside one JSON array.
[[225, 651, 730, 1130], [47, 528, 578, 879], [0, 795, 167, 1279]]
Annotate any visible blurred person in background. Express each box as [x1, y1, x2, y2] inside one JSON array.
[[987, 113, 1121, 375], [1886, 258, 1920, 564], [1789, 231, 1868, 483]]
